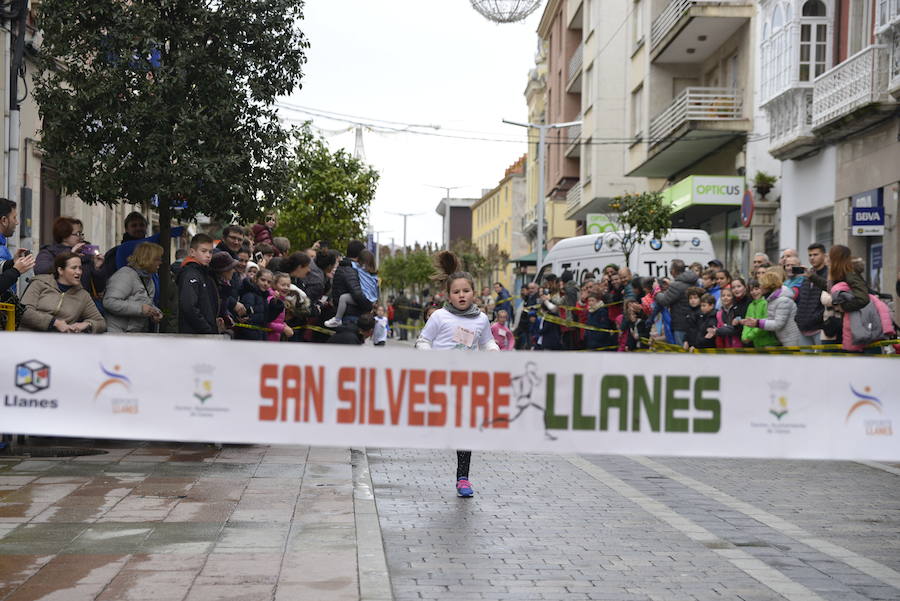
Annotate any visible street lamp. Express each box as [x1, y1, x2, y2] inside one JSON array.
[[387, 211, 426, 255], [502, 118, 582, 269]]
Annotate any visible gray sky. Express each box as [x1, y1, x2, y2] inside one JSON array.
[[278, 0, 543, 247]]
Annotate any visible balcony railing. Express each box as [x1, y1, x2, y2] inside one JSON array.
[[876, 0, 900, 31], [648, 87, 743, 144], [650, 0, 746, 49], [812, 45, 890, 129], [764, 87, 817, 158], [566, 182, 582, 212], [567, 44, 583, 84]]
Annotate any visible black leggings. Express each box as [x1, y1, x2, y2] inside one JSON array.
[[457, 450, 471, 480]]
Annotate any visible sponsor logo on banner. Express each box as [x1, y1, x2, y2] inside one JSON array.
[[749, 381, 806, 435], [193, 364, 214, 403], [257, 362, 722, 435], [95, 364, 138, 415], [16, 360, 50, 393], [176, 364, 228, 418], [5, 360, 58, 409], [847, 385, 892, 436]]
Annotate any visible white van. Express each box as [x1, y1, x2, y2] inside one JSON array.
[[536, 229, 714, 285]]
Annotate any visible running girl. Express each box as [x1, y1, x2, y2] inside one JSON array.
[[415, 251, 499, 497]]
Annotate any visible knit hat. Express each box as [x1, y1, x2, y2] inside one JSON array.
[[560, 270, 574, 283], [210, 251, 238, 273]]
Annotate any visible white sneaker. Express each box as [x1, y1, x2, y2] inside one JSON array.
[[324, 317, 342, 328]]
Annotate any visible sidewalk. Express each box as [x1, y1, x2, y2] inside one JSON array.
[[0, 441, 390, 601]]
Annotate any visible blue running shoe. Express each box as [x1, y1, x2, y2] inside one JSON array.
[[456, 478, 474, 497]]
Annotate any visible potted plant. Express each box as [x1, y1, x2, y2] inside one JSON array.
[[753, 171, 778, 199]]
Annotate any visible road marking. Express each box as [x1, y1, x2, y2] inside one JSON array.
[[352, 448, 393, 601], [565, 455, 826, 601], [855, 460, 900, 477], [631, 455, 900, 590]]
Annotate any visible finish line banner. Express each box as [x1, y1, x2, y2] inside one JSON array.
[[1, 333, 897, 461]]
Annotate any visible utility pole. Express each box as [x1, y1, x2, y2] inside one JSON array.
[[387, 211, 425, 255], [502, 118, 582, 270]]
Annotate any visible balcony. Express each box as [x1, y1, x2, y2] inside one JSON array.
[[565, 118, 582, 158], [876, 0, 900, 33], [650, 0, 753, 64], [566, 44, 583, 93], [565, 182, 582, 213], [629, 87, 750, 177], [812, 45, 895, 137], [763, 86, 820, 160]]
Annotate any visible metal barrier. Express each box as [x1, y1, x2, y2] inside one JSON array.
[[0, 302, 16, 331]]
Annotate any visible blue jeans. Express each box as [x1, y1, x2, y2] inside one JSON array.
[[673, 330, 686, 346]]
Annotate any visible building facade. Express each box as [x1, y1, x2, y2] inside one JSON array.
[[472, 156, 529, 289], [759, 0, 899, 294], [435, 197, 478, 250], [564, 0, 651, 232], [625, 0, 781, 272]]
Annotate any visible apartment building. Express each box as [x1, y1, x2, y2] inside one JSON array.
[[759, 0, 899, 293], [471, 156, 529, 289], [534, 0, 582, 249], [625, 0, 782, 269], [564, 0, 651, 233]]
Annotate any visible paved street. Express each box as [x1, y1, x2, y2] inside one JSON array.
[[1, 441, 898, 601]]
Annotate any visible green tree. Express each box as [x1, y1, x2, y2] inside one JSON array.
[[276, 124, 379, 251], [608, 191, 673, 268], [379, 249, 431, 294], [34, 0, 309, 317]]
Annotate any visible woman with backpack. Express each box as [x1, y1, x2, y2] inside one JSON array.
[[828, 245, 894, 353]]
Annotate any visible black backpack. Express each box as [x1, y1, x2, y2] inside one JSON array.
[[794, 281, 825, 332]]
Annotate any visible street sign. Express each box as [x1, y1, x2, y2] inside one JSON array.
[[851, 206, 884, 236], [733, 228, 751, 241], [740, 188, 754, 227]]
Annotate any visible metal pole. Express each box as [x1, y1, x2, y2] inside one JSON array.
[[402, 215, 407, 255], [536, 125, 546, 269], [7, 0, 29, 204]]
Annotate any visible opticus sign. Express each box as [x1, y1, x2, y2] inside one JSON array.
[[691, 177, 744, 205]]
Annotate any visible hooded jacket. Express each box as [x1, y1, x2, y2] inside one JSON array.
[[20, 274, 106, 333], [102, 266, 156, 333], [654, 270, 699, 332], [758, 286, 801, 347], [331, 258, 372, 316], [176, 259, 219, 334], [236, 279, 282, 341]]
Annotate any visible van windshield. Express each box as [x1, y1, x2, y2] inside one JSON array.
[[534, 264, 552, 285]]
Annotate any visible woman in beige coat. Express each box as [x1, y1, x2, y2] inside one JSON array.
[[20, 251, 106, 333]]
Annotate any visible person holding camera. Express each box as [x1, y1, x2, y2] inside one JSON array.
[[34, 217, 106, 299], [102, 243, 165, 333]]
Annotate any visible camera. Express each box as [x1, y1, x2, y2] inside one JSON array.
[[80, 244, 100, 256], [790, 266, 805, 275]]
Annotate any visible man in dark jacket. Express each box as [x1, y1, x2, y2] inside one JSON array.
[[330, 240, 372, 324], [216, 225, 245, 259], [654, 259, 698, 346], [101, 211, 184, 282], [494, 282, 513, 318], [177, 234, 220, 335], [328, 314, 374, 345]]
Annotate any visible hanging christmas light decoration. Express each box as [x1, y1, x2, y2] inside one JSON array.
[[470, 0, 543, 23]]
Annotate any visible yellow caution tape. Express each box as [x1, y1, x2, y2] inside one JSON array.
[[538, 311, 620, 334]]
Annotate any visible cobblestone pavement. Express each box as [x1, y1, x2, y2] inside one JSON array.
[[367, 449, 900, 601], [2, 442, 898, 601]]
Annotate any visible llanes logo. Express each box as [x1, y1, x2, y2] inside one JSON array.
[[193, 364, 214, 403], [768, 380, 789, 420], [175, 364, 227, 418], [6, 360, 58, 409], [95, 364, 138, 414], [847, 384, 892, 436], [750, 380, 804, 435], [16, 360, 50, 393]]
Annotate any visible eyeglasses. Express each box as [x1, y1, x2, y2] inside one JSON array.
[[73, 231, 85, 238]]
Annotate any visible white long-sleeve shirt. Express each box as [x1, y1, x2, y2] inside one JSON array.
[[415, 308, 499, 351]]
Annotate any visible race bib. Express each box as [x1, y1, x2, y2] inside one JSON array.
[[452, 326, 476, 348]]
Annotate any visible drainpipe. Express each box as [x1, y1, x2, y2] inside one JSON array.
[[7, 0, 28, 205]]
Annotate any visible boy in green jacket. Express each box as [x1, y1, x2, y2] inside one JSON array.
[[741, 279, 780, 347]]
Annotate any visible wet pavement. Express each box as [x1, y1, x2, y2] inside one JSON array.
[[1, 441, 898, 600], [0, 442, 385, 601]]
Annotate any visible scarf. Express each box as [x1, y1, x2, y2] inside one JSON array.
[[444, 301, 482, 318]]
